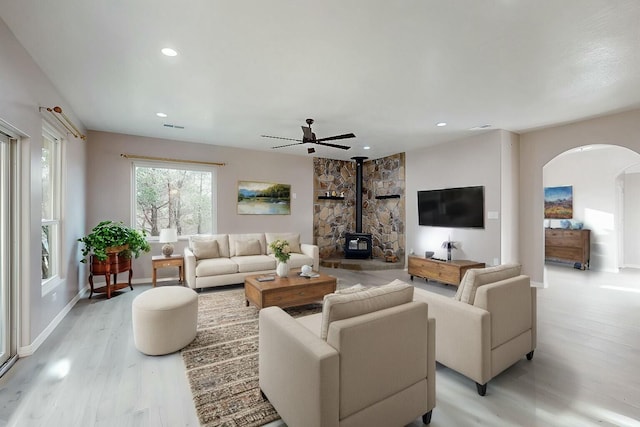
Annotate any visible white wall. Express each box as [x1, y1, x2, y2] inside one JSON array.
[[623, 172, 640, 267], [520, 109, 640, 284], [406, 130, 508, 267], [86, 131, 314, 281], [544, 145, 640, 272], [501, 131, 520, 264], [0, 17, 87, 348]]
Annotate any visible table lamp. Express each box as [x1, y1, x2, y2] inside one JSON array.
[[159, 228, 178, 257]]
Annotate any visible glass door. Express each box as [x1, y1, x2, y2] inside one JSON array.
[[0, 131, 16, 373]]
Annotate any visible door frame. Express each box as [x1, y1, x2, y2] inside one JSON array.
[[0, 123, 21, 377]]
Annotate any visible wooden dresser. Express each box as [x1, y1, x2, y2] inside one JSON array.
[[408, 256, 485, 287], [545, 228, 590, 270]]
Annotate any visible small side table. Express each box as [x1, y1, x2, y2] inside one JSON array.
[[152, 254, 185, 287]]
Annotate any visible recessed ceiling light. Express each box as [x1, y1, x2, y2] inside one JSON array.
[[161, 48, 178, 57], [363, 146, 371, 150], [156, 112, 167, 118], [436, 122, 447, 127]]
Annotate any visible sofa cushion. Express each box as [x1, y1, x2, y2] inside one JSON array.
[[265, 232, 301, 254], [336, 284, 367, 294], [191, 239, 219, 260], [320, 279, 413, 340], [232, 255, 276, 273], [455, 263, 522, 304], [281, 252, 314, 270], [189, 234, 230, 258], [235, 239, 262, 256], [229, 233, 267, 257], [195, 257, 238, 276]]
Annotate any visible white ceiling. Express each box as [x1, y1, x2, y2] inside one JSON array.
[[2, 1, 640, 161]]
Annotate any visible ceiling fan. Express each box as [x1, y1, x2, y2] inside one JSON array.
[[262, 119, 355, 153]]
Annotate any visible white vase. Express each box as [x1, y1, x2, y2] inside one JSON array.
[[276, 261, 290, 278]]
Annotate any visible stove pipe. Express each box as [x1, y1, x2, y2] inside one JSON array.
[[351, 156, 368, 233]]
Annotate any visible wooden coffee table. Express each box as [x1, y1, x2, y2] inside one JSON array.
[[244, 271, 337, 309]]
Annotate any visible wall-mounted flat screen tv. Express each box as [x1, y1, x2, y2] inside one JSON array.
[[418, 186, 485, 228]]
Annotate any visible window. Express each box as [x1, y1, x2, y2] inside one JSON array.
[[41, 125, 62, 288], [133, 162, 216, 237]]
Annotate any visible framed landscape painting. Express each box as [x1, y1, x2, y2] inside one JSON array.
[[237, 181, 291, 215], [544, 185, 573, 219]]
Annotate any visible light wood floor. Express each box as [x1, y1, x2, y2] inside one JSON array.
[[1, 265, 639, 427]]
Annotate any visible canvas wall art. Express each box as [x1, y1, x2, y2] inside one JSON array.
[[237, 181, 291, 215], [544, 185, 573, 219]]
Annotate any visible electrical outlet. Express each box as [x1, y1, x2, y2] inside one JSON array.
[[493, 258, 499, 266]]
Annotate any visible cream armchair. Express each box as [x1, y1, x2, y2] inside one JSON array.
[[413, 264, 536, 396], [259, 281, 436, 426]]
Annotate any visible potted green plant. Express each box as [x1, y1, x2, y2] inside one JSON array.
[[78, 220, 151, 263]]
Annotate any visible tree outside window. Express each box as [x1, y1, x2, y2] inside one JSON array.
[[41, 127, 61, 283], [134, 163, 215, 237]]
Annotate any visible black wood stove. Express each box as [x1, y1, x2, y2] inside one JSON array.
[[344, 156, 372, 259]]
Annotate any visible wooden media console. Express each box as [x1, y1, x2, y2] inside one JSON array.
[[408, 256, 485, 287]]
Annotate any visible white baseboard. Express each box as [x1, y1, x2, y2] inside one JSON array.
[[18, 285, 89, 357], [622, 264, 640, 269], [17, 277, 175, 357]]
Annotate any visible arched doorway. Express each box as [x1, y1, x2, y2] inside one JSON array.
[[543, 144, 640, 272]]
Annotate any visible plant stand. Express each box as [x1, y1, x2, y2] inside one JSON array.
[[88, 253, 133, 299]]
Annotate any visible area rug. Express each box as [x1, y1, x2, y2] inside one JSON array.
[[181, 286, 328, 427]]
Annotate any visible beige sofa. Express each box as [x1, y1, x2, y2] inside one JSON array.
[[183, 232, 319, 290], [259, 280, 436, 426], [413, 264, 536, 396]]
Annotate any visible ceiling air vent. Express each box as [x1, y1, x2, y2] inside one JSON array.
[[163, 123, 185, 129]]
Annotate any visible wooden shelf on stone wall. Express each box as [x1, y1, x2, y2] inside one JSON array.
[[375, 194, 401, 200], [318, 196, 345, 200]]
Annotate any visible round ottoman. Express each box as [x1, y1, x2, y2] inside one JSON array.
[[132, 286, 198, 356]]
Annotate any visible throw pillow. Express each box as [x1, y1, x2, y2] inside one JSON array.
[[265, 233, 301, 254], [320, 279, 413, 340], [235, 239, 262, 256], [456, 264, 522, 305], [191, 239, 219, 260], [189, 234, 230, 258]]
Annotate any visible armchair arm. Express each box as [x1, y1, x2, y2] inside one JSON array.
[[300, 243, 319, 271], [474, 275, 536, 351], [183, 247, 197, 289], [259, 307, 339, 427], [427, 317, 436, 412], [413, 289, 491, 384]]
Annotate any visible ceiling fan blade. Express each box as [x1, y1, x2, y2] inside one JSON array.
[[315, 133, 356, 142], [271, 142, 306, 149], [261, 135, 303, 142], [316, 141, 351, 150]]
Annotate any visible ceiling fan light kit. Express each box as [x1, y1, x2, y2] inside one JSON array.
[[263, 118, 355, 153]]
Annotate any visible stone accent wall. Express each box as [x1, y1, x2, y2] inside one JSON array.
[[313, 153, 405, 260], [364, 153, 406, 259], [313, 158, 356, 259]]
